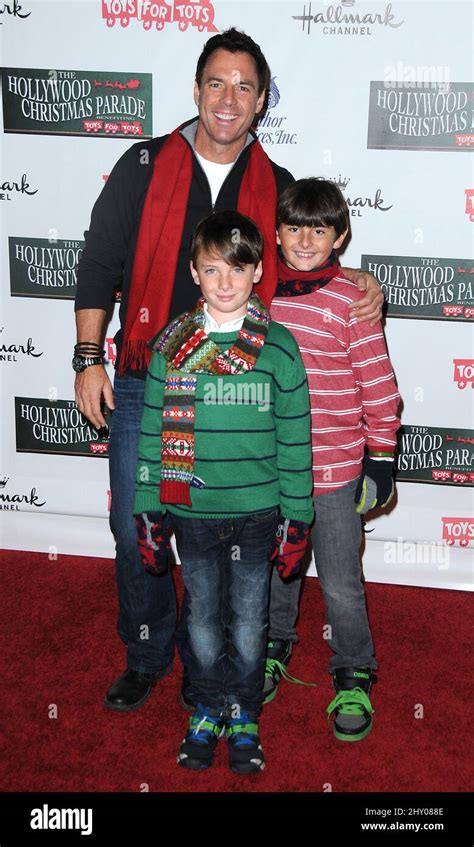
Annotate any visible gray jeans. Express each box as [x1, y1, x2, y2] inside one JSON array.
[[268, 478, 378, 673]]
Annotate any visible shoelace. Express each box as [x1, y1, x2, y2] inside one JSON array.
[[327, 687, 374, 719], [265, 657, 317, 689], [189, 710, 224, 743]]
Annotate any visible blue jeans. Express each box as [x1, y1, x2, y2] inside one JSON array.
[[269, 478, 378, 673], [108, 375, 176, 673], [171, 509, 278, 716]]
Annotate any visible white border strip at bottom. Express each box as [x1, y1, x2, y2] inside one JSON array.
[[1, 511, 472, 592]]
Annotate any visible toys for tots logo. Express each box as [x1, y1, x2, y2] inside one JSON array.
[[453, 359, 474, 390], [105, 337, 117, 366], [102, 0, 217, 32], [256, 78, 298, 148], [441, 517, 474, 547]]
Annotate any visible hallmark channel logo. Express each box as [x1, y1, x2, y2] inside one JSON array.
[[0, 331, 43, 363], [360, 256, 474, 321], [396, 425, 474, 486], [0, 1, 31, 24], [441, 517, 473, 548], [102, 0, 218, 32], [292, 1, 404, 36], [0, 476, 46, 511], [1, 68, 152, 138], [0, 173, 38, 201], [453, 359, 474, 390], [367, 82, 473, 151], [331, 175, 393, 217], [15, 398, 109, 457], [256, 77, 298, 147]]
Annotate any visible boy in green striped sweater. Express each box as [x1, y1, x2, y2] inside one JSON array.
[[133, 210, 313, 774]]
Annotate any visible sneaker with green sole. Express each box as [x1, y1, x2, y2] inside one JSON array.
[[327, 667, 377, 742]]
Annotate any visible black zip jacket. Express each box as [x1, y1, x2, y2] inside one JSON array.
[[75, 116, 294, 376]]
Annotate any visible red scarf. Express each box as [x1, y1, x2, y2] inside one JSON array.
[[275, 250, 340, 297], [118, 121, 278, 374]]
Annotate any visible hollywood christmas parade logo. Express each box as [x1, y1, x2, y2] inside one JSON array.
[[1, 68, 153, 138]]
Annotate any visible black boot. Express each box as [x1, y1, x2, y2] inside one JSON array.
[[105, 666, 172, 712]]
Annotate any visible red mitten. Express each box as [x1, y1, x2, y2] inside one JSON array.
[[270, 517, 310, 579], [135, 511, 172, 575]]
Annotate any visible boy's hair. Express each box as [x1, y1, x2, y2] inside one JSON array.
[[195, 27, 270, 97], [277, 178, 349, 238], [191, 210, 263, 268]]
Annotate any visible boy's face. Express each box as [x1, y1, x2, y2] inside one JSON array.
[[277, 223, 347, 272], [190, 250, 262, 323]]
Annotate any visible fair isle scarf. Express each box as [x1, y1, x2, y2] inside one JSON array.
[[153, 293, 270, 506], [275, 249, 340, 297]]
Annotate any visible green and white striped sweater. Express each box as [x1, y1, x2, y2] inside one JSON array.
[[134, 321, 314, 524]]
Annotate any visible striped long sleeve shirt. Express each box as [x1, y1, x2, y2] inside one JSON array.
[[271, 273, 401, 495]]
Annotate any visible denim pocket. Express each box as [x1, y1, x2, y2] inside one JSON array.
[[249, 507, 279, 523]]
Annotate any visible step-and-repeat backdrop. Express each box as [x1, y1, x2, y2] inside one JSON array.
[[1, 1, 472, 589]]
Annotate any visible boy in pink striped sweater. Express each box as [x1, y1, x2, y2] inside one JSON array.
[[266, 178, 401, 741]]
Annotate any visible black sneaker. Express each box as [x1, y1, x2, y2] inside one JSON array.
[[327, 667, 377, 742], [262, 640, 293, 704], [226, 712, 265, 774], [262, 639, 316, 705], [177, 705, 225, 770]]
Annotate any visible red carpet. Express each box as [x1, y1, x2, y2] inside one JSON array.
[[1, 550, 471, 793]]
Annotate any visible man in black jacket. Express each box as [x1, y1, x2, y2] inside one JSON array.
[[74, 28, 383, 712]]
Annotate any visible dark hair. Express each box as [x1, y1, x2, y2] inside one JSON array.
[[195, 27, 270, 96], [191, 210, 263, 268], [277, 178, 349, 238]]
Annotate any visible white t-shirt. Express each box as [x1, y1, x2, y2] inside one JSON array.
[[195, 152, 235, 205]]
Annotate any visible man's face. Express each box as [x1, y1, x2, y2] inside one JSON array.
[[190, 250, 262, 323], [194, 48, 265, 158], [277, 224, 348, 271]]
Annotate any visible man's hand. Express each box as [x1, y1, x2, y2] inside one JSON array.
[[341, 267, 384, 326], [75, 364, 115, 429]]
